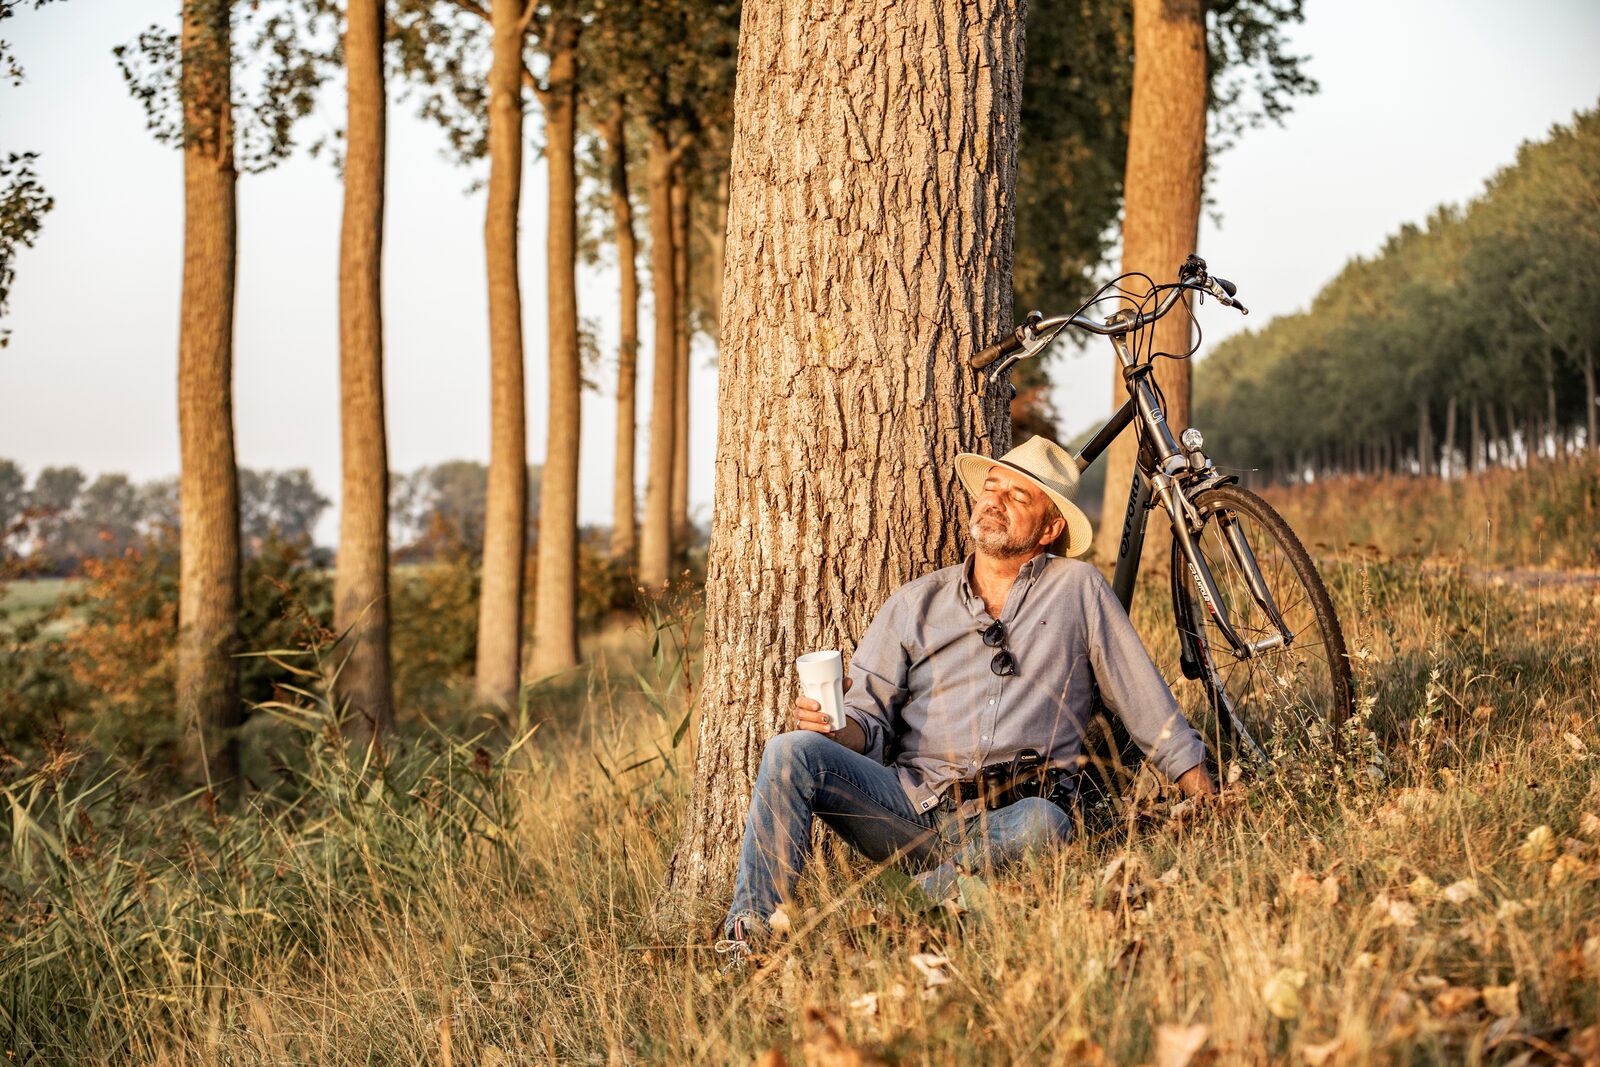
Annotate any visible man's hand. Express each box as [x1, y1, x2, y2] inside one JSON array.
[[793, 675, 853, 733], [1174, 763, 1217, 799]]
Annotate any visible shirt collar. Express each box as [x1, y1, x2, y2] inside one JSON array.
[[959, 551, 1052, 618]]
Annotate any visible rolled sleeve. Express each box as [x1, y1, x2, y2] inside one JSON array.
[[1084, 572, 1207, 781], [842, 595, 909, 765]]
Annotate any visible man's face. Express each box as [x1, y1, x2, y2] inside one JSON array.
[[969, 465, 1064, 560]]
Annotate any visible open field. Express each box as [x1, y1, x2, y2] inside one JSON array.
[[4, 538, 1599, 1064], [0, 577, 81, 634]]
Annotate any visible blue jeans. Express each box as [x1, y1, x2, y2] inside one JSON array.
[[724, 730, 1073, 935]]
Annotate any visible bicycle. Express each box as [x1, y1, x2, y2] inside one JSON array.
[[970, 254, 1354, 780]]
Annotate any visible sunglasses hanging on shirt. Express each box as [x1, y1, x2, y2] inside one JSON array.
[[979, 619, 1016, 677]]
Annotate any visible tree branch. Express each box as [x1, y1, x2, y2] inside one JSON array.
[[444, 0, 490, 23]]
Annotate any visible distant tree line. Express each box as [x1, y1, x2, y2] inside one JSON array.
[[1194, 103, 1600, 485], [0, 459, 329, 573]]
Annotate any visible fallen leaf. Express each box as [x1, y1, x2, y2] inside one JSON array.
[[1264, 968, 1308, 1020], [1154, 1022, 1209, 1067], [767, 907, 793, 936], [1321, 875, 1341, 906], [1413, 974, 1447, 991], [1481, 982, 1519, 1018], [908, 953, 950, 988], [1549, 853, 1598, 887], [1579, 812, 1600, 839], [1370, 893, 1418, 928], [848, 992, 879, 1017], [1495, 899, 1529, 922], [1517, 825, 1556, 864], [1442, 879, 1480, 905], [753, 1050, 788, 1067], [1300, 1037, 1342, 1066], [1563, 732, 1589, 754], [480, 1047, 509, 1067], [1408, 875, 1439, 900], [800, 1007, 888, 1067], [1351, 952, 1377, 970], [1430, 986, 1479, 1016]]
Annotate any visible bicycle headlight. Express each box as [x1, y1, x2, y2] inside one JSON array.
[[1181, 427, 1205, 453]]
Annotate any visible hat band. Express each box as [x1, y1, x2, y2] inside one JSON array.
[[994, 457, 1072, 498]]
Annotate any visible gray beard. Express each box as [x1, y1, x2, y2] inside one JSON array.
[[968, 514, 1043, 560]]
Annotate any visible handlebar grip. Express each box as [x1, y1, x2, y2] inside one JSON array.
[[969, 331, 1023, 370], [1213, 276, 1237, 297]]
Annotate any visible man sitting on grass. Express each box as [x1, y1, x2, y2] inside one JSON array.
[[717, 436, 1218, 968]]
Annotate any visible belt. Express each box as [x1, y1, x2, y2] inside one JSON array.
[[945, 767, 1073, 810]]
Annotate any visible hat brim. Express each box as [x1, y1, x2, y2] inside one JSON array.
[[955, 453, 1095, 558]]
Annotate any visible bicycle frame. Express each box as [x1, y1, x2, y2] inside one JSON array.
[[1060, 318, 1291, 666]]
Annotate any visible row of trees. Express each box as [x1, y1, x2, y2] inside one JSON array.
[[1193, 103, 1600, 484], [0, 460, 329, 570], [0, 458, 567, 571]]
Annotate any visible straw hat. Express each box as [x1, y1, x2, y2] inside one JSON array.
[[955, 436, 1094, 558]]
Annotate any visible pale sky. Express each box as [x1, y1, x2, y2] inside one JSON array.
[[2, 1, 1597, 543]]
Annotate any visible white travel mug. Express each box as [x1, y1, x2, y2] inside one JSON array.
[[795, 650, 846, 731]]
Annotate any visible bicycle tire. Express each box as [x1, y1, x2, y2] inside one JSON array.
[[1170, 483, 1354, 768]]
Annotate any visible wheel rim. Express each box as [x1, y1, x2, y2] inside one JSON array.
[[1176, 497, 1343, 765]]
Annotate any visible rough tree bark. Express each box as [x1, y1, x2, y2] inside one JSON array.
[[474, 0, 529, 705], [334, 0, 394, 737], [637, 127, 681, 590], [1093, 0, 1206, 561], [655, 0, 1025, 926], [177, 0, 242, 788], [603, 96, 639, 563], [670, 165, 691, 554], [530, 19, 582, 675]]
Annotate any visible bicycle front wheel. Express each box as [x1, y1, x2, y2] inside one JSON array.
[[1170, 484, 1353, 767]]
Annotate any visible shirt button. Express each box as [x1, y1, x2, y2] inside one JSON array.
[[988, 699, 995, 705]]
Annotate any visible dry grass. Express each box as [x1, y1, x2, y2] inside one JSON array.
[[4, 514, 1600, 1064]]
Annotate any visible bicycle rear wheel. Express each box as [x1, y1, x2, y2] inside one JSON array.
[[1170, 484, 1353, 768]]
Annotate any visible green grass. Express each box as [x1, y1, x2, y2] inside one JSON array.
[[0, 576, 81, 635]]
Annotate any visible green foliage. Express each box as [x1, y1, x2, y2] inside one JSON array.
[[0, 535, 332, 766], [113, 0, 334, 173], [1195, 103, 1600, 477]]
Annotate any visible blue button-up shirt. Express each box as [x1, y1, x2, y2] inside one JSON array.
[[842, 553, 1207, 814]]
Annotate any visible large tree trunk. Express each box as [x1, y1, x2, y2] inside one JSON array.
[[655, 0, 1024, 927], [474, 0, 529, 705], [604, 97, 639, 562], [1093, 0, 1206, 561], [177, 0, 242, 789], [670, 165, 691, 554], [530, 22, 582, 676], [637, 126, 678, 589], [334, 0, 394, 738]]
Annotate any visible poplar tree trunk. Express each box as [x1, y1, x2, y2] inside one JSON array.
[[637, 127, 678, 590], [655, 0, 1025, 926], [1416, 399, 1432, 477], [1469, 399, 1482, 473], [475, 0, 529, 705], [1583, 347, 1597, 453], [670, 167, 691, 554], [177, 0, 242, 788], [1094, 0, 1206, 561], [334, 0, 394, 738], [530, 22, 581, 676], [604, 97, 639, 562], [1441, 393, 1458, 479]]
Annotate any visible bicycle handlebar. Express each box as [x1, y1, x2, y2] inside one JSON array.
[[967, 261, 1247, 369]]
